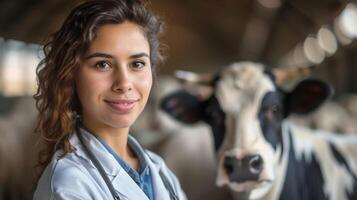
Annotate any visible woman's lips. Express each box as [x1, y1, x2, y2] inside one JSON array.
[[104, 99, 137, 113]]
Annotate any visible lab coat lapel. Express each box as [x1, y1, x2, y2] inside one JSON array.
[[71, 128, 120, 176], [147, 158, 171, 200], [111, 169, 149, 200], [72, 129, 149, 199], [128, 135, 171, 200]]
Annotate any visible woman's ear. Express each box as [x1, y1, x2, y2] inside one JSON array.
[[284, 79, 334, 117]]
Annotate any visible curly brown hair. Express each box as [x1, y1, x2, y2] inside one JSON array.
[[33, 0, 163, 180]]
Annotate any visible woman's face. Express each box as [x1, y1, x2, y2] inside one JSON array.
[[76, 22, 152, 132]]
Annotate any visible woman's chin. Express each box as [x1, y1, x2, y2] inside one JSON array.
[[103, 114, 139, 128], [103, 118, 135, 129]]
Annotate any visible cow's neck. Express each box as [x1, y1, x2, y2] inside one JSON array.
[[270, 122, 327, 200], [279, 122, 357, 200], [257, 121, 290, 200]]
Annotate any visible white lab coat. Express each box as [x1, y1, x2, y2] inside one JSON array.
[[33, 128, 187, 200]]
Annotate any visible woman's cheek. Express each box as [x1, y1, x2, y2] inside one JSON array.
[[137, 69, 153, 92]]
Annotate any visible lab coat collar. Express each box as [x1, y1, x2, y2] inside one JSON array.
[[69, 128, 171, 200], [69, 128, 121, 176], [113, 137, 172, 200], [127, 135, 171, 199]]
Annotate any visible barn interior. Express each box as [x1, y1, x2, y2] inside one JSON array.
[[0, 0, 357, 199]]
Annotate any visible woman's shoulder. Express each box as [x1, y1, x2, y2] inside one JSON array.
[[33, 150, 95, 199], [53, 151, 93, 180]]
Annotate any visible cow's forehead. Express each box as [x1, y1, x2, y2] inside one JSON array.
[[220, 62, 270, 86], [217, 62, 275, 98], [214, 62, 276, 115]]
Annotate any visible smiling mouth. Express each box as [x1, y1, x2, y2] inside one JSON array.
[[104, 99, 138, 113]]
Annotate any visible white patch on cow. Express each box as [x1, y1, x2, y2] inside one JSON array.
[[214, 62, 283, 198], [215, 62, 267, 114], [289, 122, 357, 200]]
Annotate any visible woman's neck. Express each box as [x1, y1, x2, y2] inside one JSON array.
[[97, 129, 129, 158], [81, 119, 140, 170]]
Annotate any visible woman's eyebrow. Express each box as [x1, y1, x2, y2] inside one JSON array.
[[85, 53, 114, 60], [129, 52, 149, 59], [85, 52, 149, 60]]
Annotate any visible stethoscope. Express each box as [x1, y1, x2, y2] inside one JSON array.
[[75, 121, 179, 200]]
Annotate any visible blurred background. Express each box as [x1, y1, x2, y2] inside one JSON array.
[[1, 0, 357, 199]]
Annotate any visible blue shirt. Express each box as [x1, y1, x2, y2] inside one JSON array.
[[98, 136, 155, 200]]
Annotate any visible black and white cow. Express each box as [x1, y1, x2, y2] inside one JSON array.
[[160, 62, 357, 200]]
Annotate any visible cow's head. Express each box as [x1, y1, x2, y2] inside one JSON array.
[[160, 62, 333, 199]]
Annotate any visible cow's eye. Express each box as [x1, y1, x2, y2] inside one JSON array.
[[271, 104, 280, 113]]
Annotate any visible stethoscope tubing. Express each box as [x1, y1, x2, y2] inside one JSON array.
[[75, 122, 179, 200], [76, 124, 121, 200]]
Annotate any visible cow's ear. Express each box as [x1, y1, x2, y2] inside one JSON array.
[[160, 90, 204, 124], [284, 79, 334, 117]]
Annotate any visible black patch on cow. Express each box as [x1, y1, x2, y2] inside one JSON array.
[[347, 185, 357, 200], [329, 142, 356, 179], [211, 73, 222, 87], [347, 180, 357, 200], [258, 91, 284, 151], [329, 142, 357, 199], [279, 131, 328, 200], [264, 69, 276, 84], [202, 95, 226, 151]]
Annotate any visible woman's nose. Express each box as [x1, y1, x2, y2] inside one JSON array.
[[111, 67, 132, 93]]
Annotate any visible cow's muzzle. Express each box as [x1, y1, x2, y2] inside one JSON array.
[[223, 154, 263, 182]]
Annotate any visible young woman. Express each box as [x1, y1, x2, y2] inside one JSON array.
[[33, 0, 186, 199]]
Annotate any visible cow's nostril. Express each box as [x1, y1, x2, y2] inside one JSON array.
[[223, 155, 262, 182], [249, 155, 263, 174], [224, 156, 235, 175]]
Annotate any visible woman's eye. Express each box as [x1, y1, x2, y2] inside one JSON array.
[[130, 61, 146, 69], [95, 61, 111, 70]]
